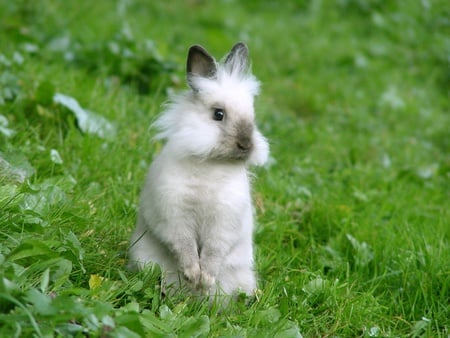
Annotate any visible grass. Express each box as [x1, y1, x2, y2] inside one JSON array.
[[1, 0, 449, 336]]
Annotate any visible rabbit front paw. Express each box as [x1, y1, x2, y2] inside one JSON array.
[[200, 270, 216, 289], [183, 262, 201, 287]]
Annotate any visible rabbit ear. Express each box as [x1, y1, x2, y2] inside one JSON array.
[[224, 42, 249, 75], [187, 45, 217, 89]]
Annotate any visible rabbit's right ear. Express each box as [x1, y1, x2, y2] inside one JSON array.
[[187, 45, 217, 90]]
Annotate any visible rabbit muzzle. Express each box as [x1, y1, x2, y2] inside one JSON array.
[[233, 121, 254, 159]]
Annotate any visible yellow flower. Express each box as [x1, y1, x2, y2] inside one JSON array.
[[89, 274, 104, 290]]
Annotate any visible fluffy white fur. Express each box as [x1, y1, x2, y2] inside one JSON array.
[[128, 43, 269, 300]]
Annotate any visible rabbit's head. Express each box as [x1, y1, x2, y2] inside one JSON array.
[[154, 42, 269, 166]]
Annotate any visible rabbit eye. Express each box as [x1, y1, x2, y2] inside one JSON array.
[[213, 108, 225, 121]]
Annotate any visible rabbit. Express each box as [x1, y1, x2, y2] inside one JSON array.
[[128, 42, 269, 300]]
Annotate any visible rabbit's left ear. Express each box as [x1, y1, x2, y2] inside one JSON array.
[[187, 45, 217, 90], [224, 42, 249, 75]]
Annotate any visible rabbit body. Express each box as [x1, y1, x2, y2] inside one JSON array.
[[129, 43, 269, 298]]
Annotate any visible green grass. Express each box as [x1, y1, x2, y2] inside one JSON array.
[[1, 0, 449, 336]]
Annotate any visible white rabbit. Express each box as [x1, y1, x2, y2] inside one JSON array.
[[128, 42, 269, 300]]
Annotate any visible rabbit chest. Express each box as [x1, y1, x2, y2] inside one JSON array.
[[147, 153, 253, 237]]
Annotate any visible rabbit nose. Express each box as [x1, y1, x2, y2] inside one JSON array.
[[235, 121, 254, 151], [237, 136, 252, 151]]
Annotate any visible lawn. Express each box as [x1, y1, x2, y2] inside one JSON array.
[[0, 0, 449, 337]]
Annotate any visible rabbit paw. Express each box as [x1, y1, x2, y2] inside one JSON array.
[[200, 270, 216, 289], [183, 263, 201, 287]]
